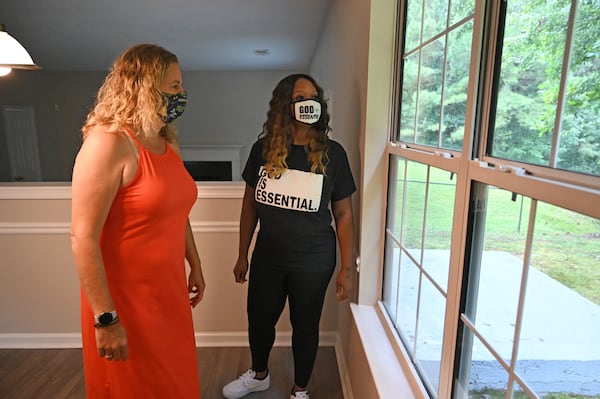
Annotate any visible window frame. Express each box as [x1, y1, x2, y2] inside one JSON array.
[[381, 0, 600, 397]]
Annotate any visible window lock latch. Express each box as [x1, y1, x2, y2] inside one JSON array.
[[496, 164, 527, 175]]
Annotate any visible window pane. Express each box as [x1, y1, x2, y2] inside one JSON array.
[[384, 248, 421, 356], [423, 0, 448, 41], [557, 2, 600, 176], [405, 0, 423, 52], [458, 184, 528, 396], [402, 161, 427, 249], [449, 0, 475, 26], [384, 157, 455, 397], [516, 203, 600, 397], [458, 184, 600, 397], [423, 168, 455, 292], [490, 2, 569, 166], [399, 52, 420, 143], [464, 186, 531, 362], [386, 156, 406, 237], [456, 328, 511, 397], [383, 157, 403, 320], [398, 0, 476, 151], [416, 38, 445, 146], [441, 21, 473, 151], [415, 275, 446, 395], [397, 251, 421, 355], [383, 239, 401, 322]]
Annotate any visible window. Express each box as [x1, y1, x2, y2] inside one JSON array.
[[384, 158, 457, 394], [459, 186, 599, 397], [383, 0, 600, 398], [398, 0, 475, 150], [487, 1, 600, 176]]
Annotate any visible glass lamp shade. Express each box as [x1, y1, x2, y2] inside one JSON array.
[[0, 24, 40, 70]]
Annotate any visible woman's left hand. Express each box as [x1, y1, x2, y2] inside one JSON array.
[[336, 268, 352, 301], [188, 268, 206, 308]]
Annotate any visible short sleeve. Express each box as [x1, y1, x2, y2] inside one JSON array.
[[242, 140, 264, 188], [330, 141, 356, 202]]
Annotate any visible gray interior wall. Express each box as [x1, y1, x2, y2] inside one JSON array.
[[175, 70, 299, 168], [0, 69, 299, 181], [0, 71, 106, 181]]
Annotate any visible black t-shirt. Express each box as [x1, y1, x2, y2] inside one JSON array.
[[243, 138, 356, 271]]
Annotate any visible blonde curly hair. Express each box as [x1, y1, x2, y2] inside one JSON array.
[[82, 44, 178, 142], [260, 73, 331, 177]]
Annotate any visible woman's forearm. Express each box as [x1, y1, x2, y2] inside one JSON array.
[[71, 235, 115, 315], [333, 197, 355, 271]]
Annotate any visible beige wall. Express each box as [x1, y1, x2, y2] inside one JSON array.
[[0, 184, 339, 346], [0, 0, 409, 397]]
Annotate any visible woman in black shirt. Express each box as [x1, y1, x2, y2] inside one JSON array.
[[223, 73, 356, 399]]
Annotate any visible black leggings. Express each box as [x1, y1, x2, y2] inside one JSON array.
[[247, 263, 334, 388]]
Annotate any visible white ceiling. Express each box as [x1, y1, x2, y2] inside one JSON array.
[[0, 0, 331, 71]]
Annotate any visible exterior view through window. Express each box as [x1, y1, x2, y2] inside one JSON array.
[[384, 0, 599, 398]]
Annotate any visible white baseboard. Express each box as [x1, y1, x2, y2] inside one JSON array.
[[335, 337, 354, 399], [194, 331, 338, 347], [0, 333, 83, 348]]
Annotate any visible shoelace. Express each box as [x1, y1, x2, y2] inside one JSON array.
[[293, 391, 309, 398], [239, 370, 257, 385]]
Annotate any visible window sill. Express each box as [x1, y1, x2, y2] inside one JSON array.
[[350, 302, 428, 399]]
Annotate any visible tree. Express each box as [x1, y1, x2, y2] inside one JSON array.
[[492, 0, 600, 175]]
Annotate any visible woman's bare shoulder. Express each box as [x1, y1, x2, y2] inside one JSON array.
[[78, 126, 133, 162], [84, 125, 129, 140], [83, 126, 131, 148]]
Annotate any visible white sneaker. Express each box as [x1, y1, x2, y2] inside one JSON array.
[[291, 390, 309, 399], [222, 369, 270, 399]]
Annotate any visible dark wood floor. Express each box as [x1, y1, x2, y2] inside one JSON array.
[[0, 346, 344, 399]]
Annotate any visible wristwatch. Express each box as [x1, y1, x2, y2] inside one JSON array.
[[94, 310, 119, 328]]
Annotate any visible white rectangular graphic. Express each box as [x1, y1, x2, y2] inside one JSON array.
[[255, 166, 323, 212]]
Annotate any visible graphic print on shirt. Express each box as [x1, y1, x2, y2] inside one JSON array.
[[255, 166, 323, 212]]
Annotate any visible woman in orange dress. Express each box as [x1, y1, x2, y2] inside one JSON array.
[[70, 44, 205, 398]]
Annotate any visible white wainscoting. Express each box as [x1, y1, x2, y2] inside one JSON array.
[[0, 182, 245, 200]]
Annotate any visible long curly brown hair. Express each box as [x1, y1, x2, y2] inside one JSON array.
[[260, 73, 331, 177], [81, 44, 178, 142]]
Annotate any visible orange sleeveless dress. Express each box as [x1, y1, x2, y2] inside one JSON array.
[[80, 130, 201, 398]]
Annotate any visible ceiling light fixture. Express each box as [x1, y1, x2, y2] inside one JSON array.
[[0, 23, 40, 76], [254, 48, 270, 56]]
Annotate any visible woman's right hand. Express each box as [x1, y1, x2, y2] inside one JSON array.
[[233, 258, 249, 284], [95, 322, 128, 361]]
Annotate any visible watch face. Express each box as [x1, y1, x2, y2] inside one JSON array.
[[98, 312, 114, 325]]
